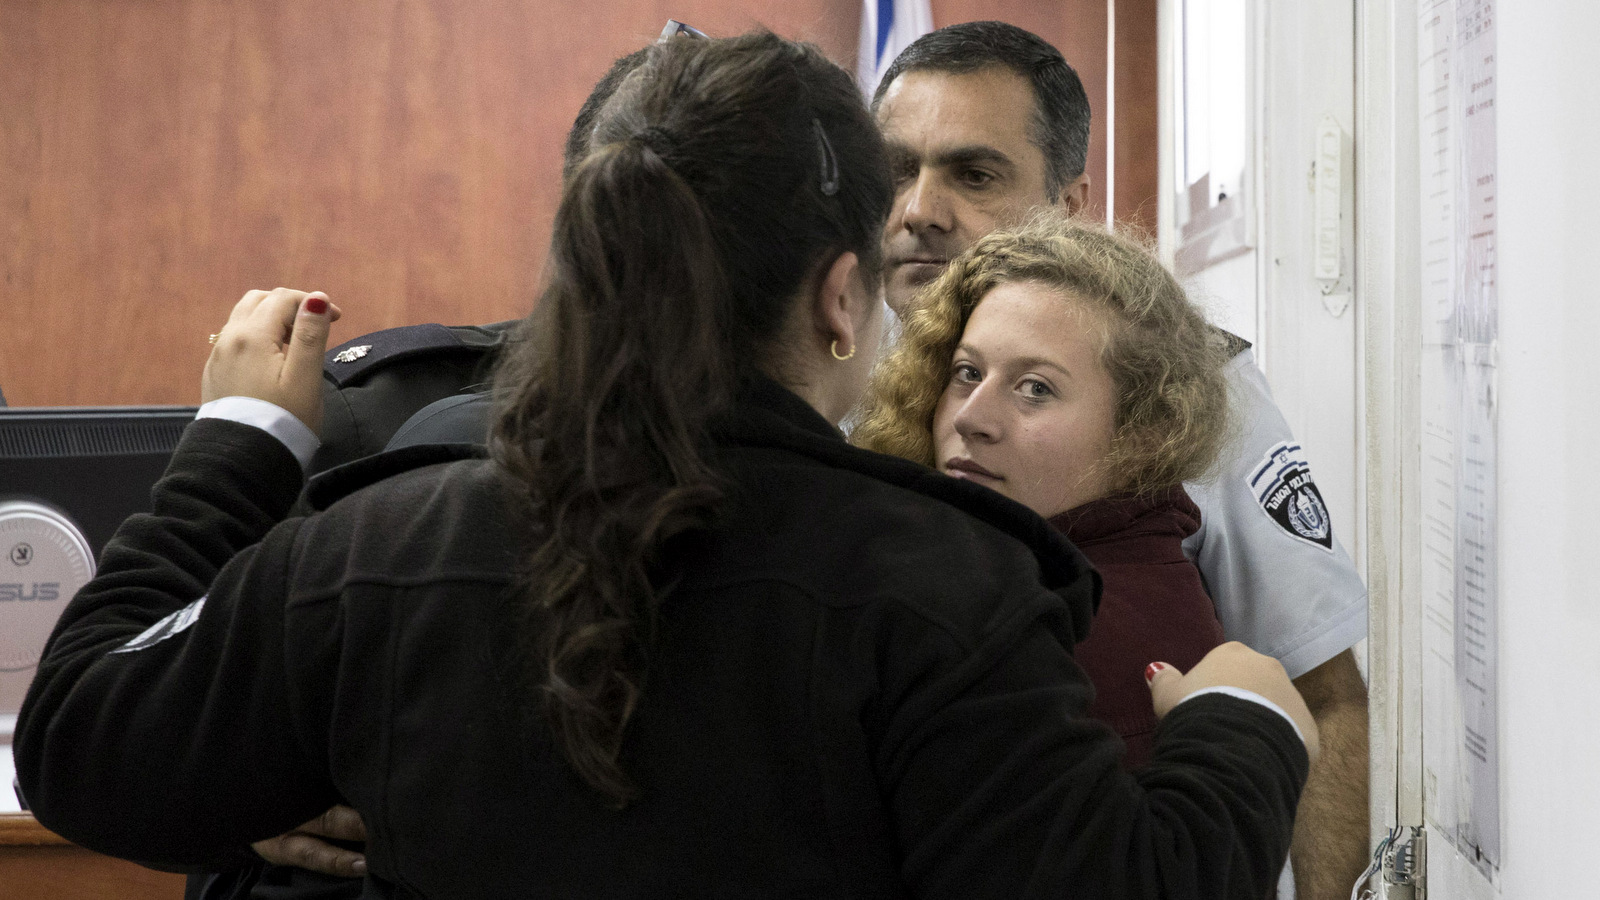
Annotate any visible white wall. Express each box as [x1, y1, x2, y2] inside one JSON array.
[[1254, 0, 1361, 566], [1488, 1, 1600, 894], [1167, 0, 1363, 561], [1363, 0, 1600, 893], [1362, 1, 1600, 894], [1178, 5, 1600, 890], [1185, 248, 1258, 346]]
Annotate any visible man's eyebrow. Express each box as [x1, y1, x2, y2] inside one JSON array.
[[883, 140, 919, 162], [933, 145, 1015, 170], [882, 141, 1016, 170]]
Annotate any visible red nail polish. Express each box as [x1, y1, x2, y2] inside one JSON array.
[[305, 297, 329, 315], [1144, 662, 1167, 683]]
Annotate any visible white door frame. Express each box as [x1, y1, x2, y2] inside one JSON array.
[[1354, 0, 1421, 853]]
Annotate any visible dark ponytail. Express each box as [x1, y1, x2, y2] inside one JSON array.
[[493, 33, 892, 806]]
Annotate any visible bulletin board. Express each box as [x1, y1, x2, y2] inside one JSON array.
[[1415, 0, 1500, 878]]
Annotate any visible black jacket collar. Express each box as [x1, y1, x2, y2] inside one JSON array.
[[717, 377, 1099, 612], [303, 376, 1098, 624], [303, 442, 484, 512]]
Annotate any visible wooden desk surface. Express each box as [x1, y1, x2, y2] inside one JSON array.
[[0, 813, 184, 900], [0, 812, 72, 846]]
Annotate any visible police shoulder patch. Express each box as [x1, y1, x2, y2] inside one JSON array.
[[1248, 441, 1335, 551]]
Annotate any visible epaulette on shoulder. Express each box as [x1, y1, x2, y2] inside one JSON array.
[[1212, 326, 1253, 359], [323, 321, 518, 388]]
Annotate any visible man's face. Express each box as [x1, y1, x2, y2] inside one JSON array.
[[877, 67, 1085, 316]]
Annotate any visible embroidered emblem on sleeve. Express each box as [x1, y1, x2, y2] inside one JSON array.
[[1248, 442, 1335, 551], [110, 596, 207, 654], [332, 345, 372, 364]]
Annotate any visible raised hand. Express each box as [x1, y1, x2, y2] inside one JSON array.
[[201, 288, 342, 433]]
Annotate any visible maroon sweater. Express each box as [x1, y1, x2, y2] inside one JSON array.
[[1050, 487, 1225, 769]]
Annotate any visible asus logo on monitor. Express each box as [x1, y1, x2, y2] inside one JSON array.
[[0, 583, 60, 602]]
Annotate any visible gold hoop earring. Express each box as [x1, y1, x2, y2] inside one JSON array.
[[830, 339, 856, 361]]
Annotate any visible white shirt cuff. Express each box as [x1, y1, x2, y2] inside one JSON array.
[[1175, 686, 1307, 747], [195, 397, 320, 473]]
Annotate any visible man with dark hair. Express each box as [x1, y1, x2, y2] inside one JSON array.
[[877, 21, 1092, 210], [873, 21, 1370, 900], [874, 21, 1094, 317]]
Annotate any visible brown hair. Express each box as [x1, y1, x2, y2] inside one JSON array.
[[854, 213, 1229, 496], [491, 32, 890, 807]]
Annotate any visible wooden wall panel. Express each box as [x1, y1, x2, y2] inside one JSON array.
[[0, 1, 1157, 409], [0, 1, 857, 407], [1113, 0, 1160, 237]]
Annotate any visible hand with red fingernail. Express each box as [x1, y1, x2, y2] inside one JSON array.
[[201, 288, 343, 434], [1144, 645, 1321, 764]]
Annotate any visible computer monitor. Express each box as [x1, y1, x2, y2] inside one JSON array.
[[0, 406, 196, 810]]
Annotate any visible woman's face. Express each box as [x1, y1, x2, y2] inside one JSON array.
[[932, 280, 1119, 518]]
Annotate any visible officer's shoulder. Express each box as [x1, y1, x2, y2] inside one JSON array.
[[1211, 326, 1253, 359], [323, 321, 519, 388], [304, 442, 487, 512]]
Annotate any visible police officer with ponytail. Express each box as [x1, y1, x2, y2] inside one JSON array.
[[19, 33, 1317, 899]]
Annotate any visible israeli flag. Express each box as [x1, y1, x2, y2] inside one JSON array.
[[857, 0, 934, 101]]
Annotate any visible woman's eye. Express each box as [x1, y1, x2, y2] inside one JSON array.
[[951, 363, 981, 384], [1020, 379, 1054, 399]]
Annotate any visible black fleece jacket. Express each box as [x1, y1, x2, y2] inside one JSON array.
[[17, 380, 1307, 899]]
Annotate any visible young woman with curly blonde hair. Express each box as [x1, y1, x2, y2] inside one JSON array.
[[856, 213, 1235, 766]]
